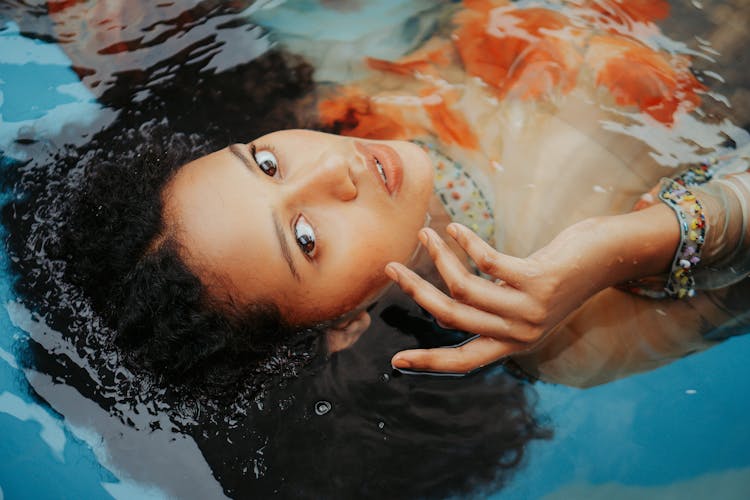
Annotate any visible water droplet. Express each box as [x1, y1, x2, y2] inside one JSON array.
[[685, 389, 697, 395], [378, 421, 385, 429], [314, 400, 332, 416], [380, 373, 390, 383]]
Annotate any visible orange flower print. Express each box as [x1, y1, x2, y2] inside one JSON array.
[[420, 89, 479, 149], [47, 0, 79, 14], [460, 0, 504, 14], [587, 0, 670, 25], [365, 57, 433, 77], [586, 35, 705, 124], [318, 88, 425, 141], [454, 5, 582, 100], [365, 41, 452, 78]]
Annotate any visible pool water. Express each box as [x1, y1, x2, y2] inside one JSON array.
[[1, 1, 750, 498]]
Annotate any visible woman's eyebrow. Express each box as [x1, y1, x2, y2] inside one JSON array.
[[272, 212, 301, 282], [229, 144, 257, 173], [229, 144, 299, 281]]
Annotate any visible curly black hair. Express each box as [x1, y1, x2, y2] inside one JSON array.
[[3, 46, 321, 392], [63, 124, 301, 385]]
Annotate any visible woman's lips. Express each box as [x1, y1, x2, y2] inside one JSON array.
[[355, 141, 404, 197]]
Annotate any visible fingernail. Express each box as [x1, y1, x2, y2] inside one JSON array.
[[392, 357, 412, 369], [384, 263, 399, 282], [418, 228, 430, 245], [446, 223, 459, 238]]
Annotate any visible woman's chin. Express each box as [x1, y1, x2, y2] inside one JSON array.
[[403, 139, 435, 181], [397, 140, 435, 226]]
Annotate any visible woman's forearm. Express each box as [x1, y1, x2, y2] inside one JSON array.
[[595, 204, 681, 288]]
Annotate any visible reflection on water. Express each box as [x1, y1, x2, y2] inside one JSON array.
[[1, 0, 749, 498]]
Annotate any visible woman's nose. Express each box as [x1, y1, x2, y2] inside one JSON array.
[[288, 151, 358, 202]]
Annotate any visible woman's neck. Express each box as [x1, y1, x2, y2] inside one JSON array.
[[422, 141, 496, 245]]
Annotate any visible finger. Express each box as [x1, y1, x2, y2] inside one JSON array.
[[447, 223, 529, 288], [391, 336, 524, 373], [385, 262, 513, 338], [419, 228, 529, 316]]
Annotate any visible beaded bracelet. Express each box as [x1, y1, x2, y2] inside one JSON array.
[[658, 178, 707, 299], [673, 160, 716, 186], [623, 160, 717, 299]]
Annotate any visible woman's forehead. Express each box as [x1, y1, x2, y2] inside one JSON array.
[[165, 150, 294, 300]]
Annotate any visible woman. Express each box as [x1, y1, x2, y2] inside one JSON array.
[[16, 0, 750, 389], [113, 0, 750, 387]]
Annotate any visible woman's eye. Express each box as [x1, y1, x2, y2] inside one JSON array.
[[252, 147, 278, 176], [294, 215, 316, 257]]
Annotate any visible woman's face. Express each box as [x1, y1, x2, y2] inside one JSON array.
[[164, 129, 434, 325]]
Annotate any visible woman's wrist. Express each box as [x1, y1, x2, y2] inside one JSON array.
[[537, 205, 680, 295], [599, 204, 681, 288]]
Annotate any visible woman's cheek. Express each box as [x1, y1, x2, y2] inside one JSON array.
[[347, 240, 396, 279]]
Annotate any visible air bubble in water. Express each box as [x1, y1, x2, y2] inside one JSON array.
[[314, 400, 332, 416]]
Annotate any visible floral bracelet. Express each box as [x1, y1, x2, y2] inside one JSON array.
[[624, 160, 716, 299], [658, 178, 707, 299]]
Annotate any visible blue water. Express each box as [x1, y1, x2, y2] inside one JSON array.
[[2, 7, 750, 500], [0, 25, 171, 500]]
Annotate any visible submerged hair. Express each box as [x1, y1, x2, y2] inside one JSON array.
[[2, 48, 320, 394], [63, 126, 304, 386]]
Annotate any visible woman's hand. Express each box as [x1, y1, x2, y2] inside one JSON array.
[[385, 204, 681, 373], [385, 223, 600, 372]]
